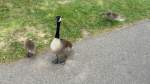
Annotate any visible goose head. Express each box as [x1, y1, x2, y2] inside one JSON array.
[[56, 16, 62, 23]]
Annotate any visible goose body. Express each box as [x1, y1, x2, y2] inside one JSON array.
[[51, 38, 72, 53], [50, 16, 72, 64], [50, 38, 63, 53]]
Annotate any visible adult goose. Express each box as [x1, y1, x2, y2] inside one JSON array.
[[50, 16, 72, 64]]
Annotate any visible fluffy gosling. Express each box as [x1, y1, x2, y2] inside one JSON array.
[[24, 39, 36, 57]]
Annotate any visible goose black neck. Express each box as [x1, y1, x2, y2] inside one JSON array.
[[55, 22, 61, 38]]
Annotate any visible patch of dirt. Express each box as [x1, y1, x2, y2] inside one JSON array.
[[0, 41, 5, 49], [17, 36, 27, 43], [37, 31, 46, 38], [80, 29, 91, 38], [12, 26, 49, 43]]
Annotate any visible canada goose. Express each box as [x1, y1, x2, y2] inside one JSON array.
[[50, 16, 72, 64], [24, 39, 36, 57], [103, 12, 125, 22]]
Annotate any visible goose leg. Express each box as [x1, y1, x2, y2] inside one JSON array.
[[52, 54, 67, 64], [57, 54, 67, 64], [52, 55, 59, 64]]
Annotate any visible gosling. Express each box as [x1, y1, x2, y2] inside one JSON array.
[[24, 39, 36, 57]]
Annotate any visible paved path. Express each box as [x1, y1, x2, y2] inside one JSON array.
[[0, 20, 150, 84]]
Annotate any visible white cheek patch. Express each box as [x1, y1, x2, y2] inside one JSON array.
[[59, 18, 62, 22], [50, 38, 63, 52]]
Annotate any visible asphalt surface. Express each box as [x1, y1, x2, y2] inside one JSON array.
[[0, 20, 150, 84]]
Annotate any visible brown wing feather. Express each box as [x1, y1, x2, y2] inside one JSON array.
[[61, 39, 72, 49]]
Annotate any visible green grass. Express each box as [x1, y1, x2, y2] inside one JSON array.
[[0, 0, 150, 63]]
